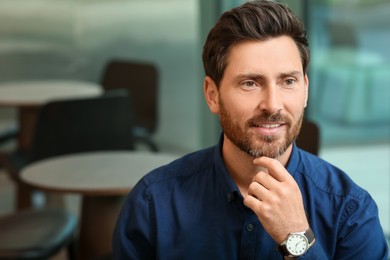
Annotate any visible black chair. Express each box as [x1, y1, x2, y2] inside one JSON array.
[[100, 60, 159, 152], [0, 208, 77, 260], [0, 93, 136, 259], [0, 93, 136, 209], [296, 119, 321, 155], [29, 93, 135, 163], [0, 125, 18, 145]]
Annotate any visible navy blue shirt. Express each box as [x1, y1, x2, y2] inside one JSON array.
[[113, 138, 388, 259]]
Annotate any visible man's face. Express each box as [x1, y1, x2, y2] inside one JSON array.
[[206, 36, 308, 158]]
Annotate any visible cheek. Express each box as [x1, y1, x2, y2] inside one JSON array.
[[284, 93, 306, 113], [222, 94, 258, 122]]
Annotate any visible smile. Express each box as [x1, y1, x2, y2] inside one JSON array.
[[252, 122, 286, 136], [258, 123, 282, 128]]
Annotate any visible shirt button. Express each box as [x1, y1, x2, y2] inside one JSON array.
[[227, 193, 234, 202], [246, 224, 254, 232]]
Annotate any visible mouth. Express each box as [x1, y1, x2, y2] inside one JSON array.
[[257, 123, 283, 128], [251, 122, 286, 136]]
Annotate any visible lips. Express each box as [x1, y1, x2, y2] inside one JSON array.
[[248, 111, 289, 134], [257, 123, 283, 128], [250, 121, 285, 128], [251, 122, 286, 137]]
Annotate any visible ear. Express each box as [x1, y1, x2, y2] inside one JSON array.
[[203, 76, 220, 115], [304, 74, 309, 108]]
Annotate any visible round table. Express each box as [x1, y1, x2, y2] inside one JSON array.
[[20, 151, 180, 260], [0, 80, 102, 151]]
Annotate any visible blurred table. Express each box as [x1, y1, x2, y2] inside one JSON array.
[[0, 80, 102, 151], [20, 150, 179, 260]]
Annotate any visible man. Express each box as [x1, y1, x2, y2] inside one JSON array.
[[113, 1, 388, 259]]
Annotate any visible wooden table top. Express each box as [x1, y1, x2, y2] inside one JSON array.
[[20, 151, 180, 196], [0, 80, 102, 107]]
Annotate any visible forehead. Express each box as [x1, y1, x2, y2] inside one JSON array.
[[224, 36, 303, 76]]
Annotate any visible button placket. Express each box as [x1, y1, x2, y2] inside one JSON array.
[[239, 215, 258, 259]]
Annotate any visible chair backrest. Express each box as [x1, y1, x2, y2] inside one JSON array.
[[296, 119, 320, 155], [100, 60, 158, 134], [28, 94, 135, 163]]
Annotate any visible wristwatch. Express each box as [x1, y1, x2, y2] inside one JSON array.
[[277, 227, 316, 257]]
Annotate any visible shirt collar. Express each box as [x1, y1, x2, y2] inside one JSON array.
[[285, 143, 300, 177], [213, 134, 241, 202]]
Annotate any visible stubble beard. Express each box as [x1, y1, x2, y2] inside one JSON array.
[[219, 98, 304, 159]]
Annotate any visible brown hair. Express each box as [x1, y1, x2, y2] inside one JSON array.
[[202, 0, 309, 87]]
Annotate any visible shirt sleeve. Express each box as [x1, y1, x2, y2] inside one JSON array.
[[299, 192, 388, 260], [333, 193, 388, 259], [298, 240, 328, 259], [112, 180, 155, 259]]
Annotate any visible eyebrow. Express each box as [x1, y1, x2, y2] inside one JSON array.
[[234, 73, 265, 82], [234, 71, 303, 82], [279, 71, 303, 78]]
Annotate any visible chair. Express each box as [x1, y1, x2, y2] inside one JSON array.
[[296, 119, 320, 155], [29, 92, 135, 163], [0, 208, 77, 260], [0, 125, 18, 145], [0, 93, 136, 209], [100, 60, 159, 152]]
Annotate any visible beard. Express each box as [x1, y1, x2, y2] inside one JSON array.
[[219, 97, 304, 159]]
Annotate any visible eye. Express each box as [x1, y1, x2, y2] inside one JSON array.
[[241, 80, 257, 89], [285, 78, 295, 85], [282, 78, 297, 88]]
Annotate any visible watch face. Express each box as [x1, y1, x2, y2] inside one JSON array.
[[286, 234, 309, 256]]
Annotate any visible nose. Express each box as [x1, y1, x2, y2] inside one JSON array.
[[257, 86, 283, 114]]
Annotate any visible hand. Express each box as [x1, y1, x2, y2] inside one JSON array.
[[243, 156, 309, 243]]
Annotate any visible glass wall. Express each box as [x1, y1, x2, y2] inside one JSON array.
[[0, 0, 202, 153], [307, 0, 390, 146]]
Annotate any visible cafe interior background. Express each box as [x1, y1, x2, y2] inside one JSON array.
[[0, 0, 388, 249]]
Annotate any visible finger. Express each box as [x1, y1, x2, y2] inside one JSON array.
[[248, 180, 269, 200], [253, 156, 292, 182], [243, 194, 262, 213], [252, 170, 280, 190]]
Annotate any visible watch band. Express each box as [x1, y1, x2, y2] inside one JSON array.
[[277, 241, 291, 257], [277, 227, 316, 257], [304, 228, 315, 244]]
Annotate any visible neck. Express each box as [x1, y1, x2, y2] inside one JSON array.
[[221, 134, 292, 197]]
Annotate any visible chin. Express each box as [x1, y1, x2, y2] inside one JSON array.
[[247, 137, 290, 158]]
